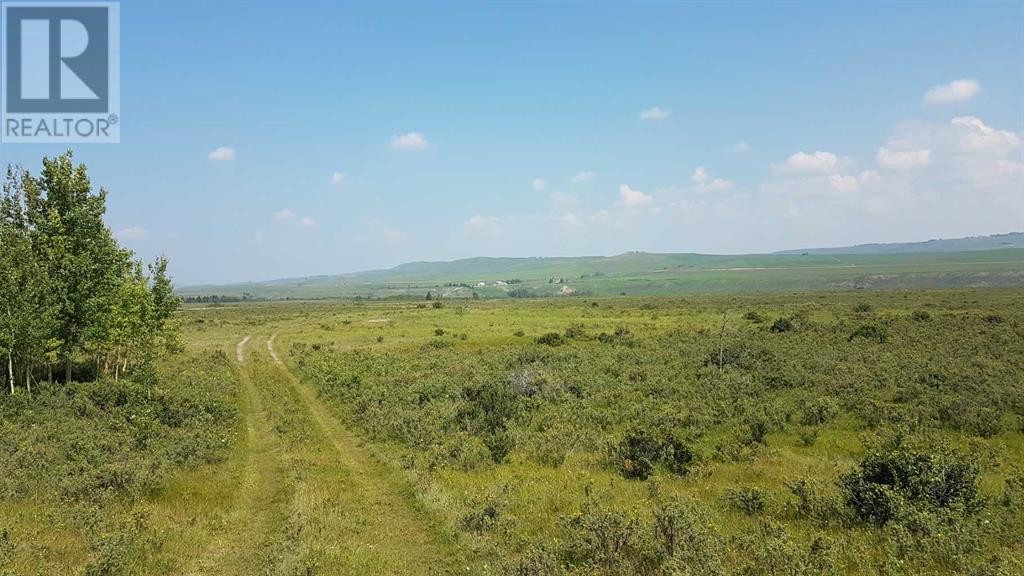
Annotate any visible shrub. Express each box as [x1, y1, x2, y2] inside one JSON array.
[[597, 326, 633, 345], [513, 330, 525, 337], [840, 441, 980, 525], [911, 310, 931, 321], [727, 486, 769, 516], [736, 522, 836, 576], [848, 324, 887, 343], [983, 314, 1004, 324], [484, 430, 515, 463], [853, 303, 873, 313], [745, 416, 770, 445], [798, 427, 819, 447], [784, 478, 840, 522], [535, 332, 565, 346], [526, 425, 575, 467], [422, 339, 452, 350], [800, 397, 839, 426], [434, 328, 445, 336], [649, 490, 724, 572], [744, 311, 765, 324], [612, 427, 695, 480], [938, 401, 1005, 438], [427, 432, 492, 471], [563, 324, 589, 340], [432, 301, 444, 309], [462, 486, 511, 533], [561, 499, 643, 573], [769, 318, 794, 333], [505, 546, 564, 576]]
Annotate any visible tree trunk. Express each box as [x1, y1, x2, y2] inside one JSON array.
[[65, 358, 72, 385], [7, 351, 14, 395], [25, 363, 31, 394], [48, 363, 52, 383]]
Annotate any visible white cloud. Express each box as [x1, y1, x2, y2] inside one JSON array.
[[618, 184, 654, 208], [532, 178, 547, 191], [274, 208, 296, 220], [639, 107, 671, 121], [877, 147, 931, 170], [571, 171, 596, 184], [330, 172, 346, 185], [390, 132, 429, 149], [207, 146, 235, 161], [298, 217, 318, 228], [951, 116, 1021, 151], [924, 79, 980, 104], [733, 142, 750, 153], [761, 115, 1022, 240], [691, 166, 735, 191], [773, 150, 841, 175], [114, 226, 147, 241]]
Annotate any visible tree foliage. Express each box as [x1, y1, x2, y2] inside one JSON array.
[[0, 153, 180, 392]]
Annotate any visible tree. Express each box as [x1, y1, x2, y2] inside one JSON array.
[[1, 168, 58, 394], [1, 152, 181, 391], [149, 255, 182, 354], [22, 153, 129, 383]]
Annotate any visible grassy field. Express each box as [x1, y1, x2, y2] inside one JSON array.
[[178, 248, 1024, 300], [2, 288, 1022, 574]]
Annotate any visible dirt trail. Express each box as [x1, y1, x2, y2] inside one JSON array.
[[183, 336, 290, 575], [235, 336, 251, 363], [265, 333, 462, 574]]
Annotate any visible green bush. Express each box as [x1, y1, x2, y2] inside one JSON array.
[[462, 486, 511, 533], [840, 440, 980, 525], [650, 493, 724, 573], [535, 332, 565, 346], [848, 324, 887, 343], [560, 499, 644, 573], [744, 311, 765, 324], [800, 397, 839, 426], [612, 427, 695, 480], [727, 487, 769, 516]]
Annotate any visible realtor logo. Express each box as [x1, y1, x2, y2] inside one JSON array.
[[2, 2, 119, 142]]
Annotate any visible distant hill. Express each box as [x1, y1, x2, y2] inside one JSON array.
[[179, 245, 1024, 301], [774, 232, 1022, 255]]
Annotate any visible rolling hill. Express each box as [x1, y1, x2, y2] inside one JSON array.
[[774, 232, 1022, 255], [179, 233, 1024, 300]]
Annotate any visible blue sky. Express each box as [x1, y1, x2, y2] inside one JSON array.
[[2, 1, 1022, 285]]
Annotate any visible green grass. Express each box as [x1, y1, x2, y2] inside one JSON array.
[[264, 289, 1023, 574], [3, 288, 1022, 574]]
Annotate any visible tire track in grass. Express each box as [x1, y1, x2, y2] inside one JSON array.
[[265, 334, 468, 575], [182, 336, 292, 576]]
